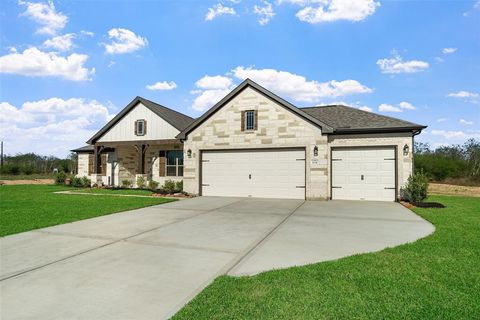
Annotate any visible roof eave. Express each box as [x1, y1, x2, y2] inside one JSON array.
[[331, 125, 427, 135]]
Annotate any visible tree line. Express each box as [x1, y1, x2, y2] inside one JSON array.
[[414, 138, 480, 185], [0, 152, 77, 176]]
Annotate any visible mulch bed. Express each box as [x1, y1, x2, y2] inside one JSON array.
[[401, 201, 445, 209]]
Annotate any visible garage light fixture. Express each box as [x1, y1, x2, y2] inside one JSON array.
[[403, 144, 409, 156], [187, 149, 192, 158], [313, 146, 318, 157]]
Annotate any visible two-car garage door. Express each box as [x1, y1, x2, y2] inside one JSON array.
[[331, 147, 396, 201], [201, 149, 305, 199]]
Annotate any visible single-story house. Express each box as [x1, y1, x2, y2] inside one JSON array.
[[73, 79, 426, 201]]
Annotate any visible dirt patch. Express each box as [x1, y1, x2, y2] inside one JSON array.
[[429, 183, 480, 197], [0, 179, 55, 185]]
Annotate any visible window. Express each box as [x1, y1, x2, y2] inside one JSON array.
[[245, 110, 255, 130], [135, 120, 146, 136], [166, 150, 183, 176]]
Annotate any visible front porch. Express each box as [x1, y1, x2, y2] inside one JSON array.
[[89, 139, 184, 188]]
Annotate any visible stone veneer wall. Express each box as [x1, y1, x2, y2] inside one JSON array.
[[328, 132, 413, 199], [77, 153, 90, 177], [183, 86, 329, 200]]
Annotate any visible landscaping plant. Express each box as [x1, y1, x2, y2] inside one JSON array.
[[148, 180, 159, 190], [163, 179, 176, 194], [136, 176, 146, 189], [405, 170, 429, 203], [54, 171, 67, 185], [121, 179, 133, 188], [175, 180, 183, 192]]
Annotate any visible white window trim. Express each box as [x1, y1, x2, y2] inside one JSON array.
[[135, 119, 146, 136]]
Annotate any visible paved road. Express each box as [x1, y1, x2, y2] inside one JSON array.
[[0, 197, 434, 319]]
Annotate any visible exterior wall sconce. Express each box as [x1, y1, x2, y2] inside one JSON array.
[[403, 144, 409, 156], [187, 149, 192, 158], [313, 146, 318, 157]]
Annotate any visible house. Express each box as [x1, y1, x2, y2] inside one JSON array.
[[73, 79, 426, 201]]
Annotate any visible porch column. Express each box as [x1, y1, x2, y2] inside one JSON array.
[[137, 144, 147, 174], [94, 145, 103, 174]]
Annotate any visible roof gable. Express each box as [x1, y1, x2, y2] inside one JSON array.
[[176, 79, 334, 140], [87, 97, 194, 144]]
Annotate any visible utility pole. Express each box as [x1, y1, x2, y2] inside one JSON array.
[[1, 141, 3, 171]]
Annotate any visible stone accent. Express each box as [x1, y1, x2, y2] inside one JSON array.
[[183, 86, 328, 199]]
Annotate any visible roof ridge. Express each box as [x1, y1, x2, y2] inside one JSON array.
[[138, 96, 194, 120]]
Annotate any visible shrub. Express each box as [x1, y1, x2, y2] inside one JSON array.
[[136, 176, 146, 189], [55, 171, 67, 185], [148, 180, 159, 190], [71, 177, 83, 187], [81, 176, 91, 188], [121, 179, 133, 188], [163, 179, 176, 194], [2, 164, 21, 175], [22, 166, 34, 175], [175, 180, 183, 192], [405, 170, 429, 203]]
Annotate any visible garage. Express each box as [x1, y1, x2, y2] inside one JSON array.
[[201, 148, 305, 199], [331, 147, 396, 201]]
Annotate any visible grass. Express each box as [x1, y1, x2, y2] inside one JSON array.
[[70, 188, 155, 196], [0, 185, 175, 237], [174, 195, 480, 319]]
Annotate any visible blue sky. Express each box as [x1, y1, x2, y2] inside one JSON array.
[[0, 0, 479, 157]]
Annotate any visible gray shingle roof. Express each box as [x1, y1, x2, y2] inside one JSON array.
[[87, 96, 194, 144], [71, 145, 94, 153], [301, 105, 426, 133]]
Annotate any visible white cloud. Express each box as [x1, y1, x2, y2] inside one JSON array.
[[358, 106, 373, 112], [437, 118, 447, 122], [430, 130, 480, 140], [254, 1, 275, 25], [232, 66, 372, 101], [459, 119, 473, 125], [103, 28, 148, 54], [378, 103, 402, 112], [399, 101, 416, 110], [192, 89, 232, 111], [294, 0, 380, 24], [205, 3, 236, 21], [0, 98, 114, 156], [447, 91, 479, 99], [80, 30, 94, 37], [0, 47, 94, 81], [442, 47, 457, 54], [196, 75, 233, 89], [377, 52, 429, 74], [19, 0, 68, 35], [43, 33, 75, 51], [434, 57, 444, 63], [146, 81, 177, 91]]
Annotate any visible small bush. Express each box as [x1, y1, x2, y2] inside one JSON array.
[[81, 176, 91, 188], [71, 177, 83, 187], [405, 170, 429, 203], [136, 176, 146, 189], [55, 171, 67, 184], [175, 180, 183, 192], [163, 179, 176, 194], [148, 180, 159, 190], [2, 164, 21, 175], [121, 179, 133, 188], [22, 166, 34, 175]]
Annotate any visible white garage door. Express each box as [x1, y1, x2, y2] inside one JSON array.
[[201, 149, 305, 199], [332, 147, 396, 201]]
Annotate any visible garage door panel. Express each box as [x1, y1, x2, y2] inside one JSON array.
[[332, 147, 396, 201], [202, 149, 305, 199]]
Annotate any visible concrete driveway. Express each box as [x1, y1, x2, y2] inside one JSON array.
[[0, 197, 434, 320]]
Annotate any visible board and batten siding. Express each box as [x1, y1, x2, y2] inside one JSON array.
[[98, 102, 180, 142]]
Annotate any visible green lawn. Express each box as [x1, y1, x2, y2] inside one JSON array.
[[0, 185, 175, 237], [0, 174, 54, 180], [174, 195, 480, 319]]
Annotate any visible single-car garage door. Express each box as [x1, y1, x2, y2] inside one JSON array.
[[201, 148, 305, 199], [332, 147, 396, 201]]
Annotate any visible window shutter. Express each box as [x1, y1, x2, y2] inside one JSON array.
[[241, 111, 245, 131], [143, 120, 147, 135], [254, 110, 258, 130], [101, 154, 107, 175], [159, 151, 166, 176], [134, 120, 138, 135], [88, 154, 94, 175]]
